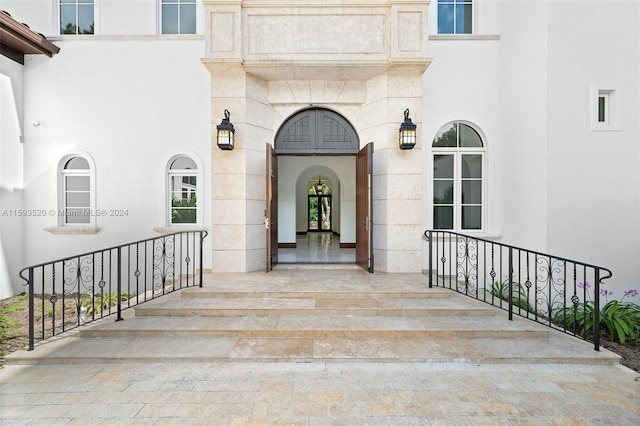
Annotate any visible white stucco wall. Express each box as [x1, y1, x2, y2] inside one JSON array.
[[18, 38, 211, 270], [2, 0, 205, 37], [98, 0, 159, 35], [496, 0, 640, 296], [422, 38, 501, 237], [0, 57, 26, 299], [544, 1, 640, 294], [497, 0, 549, 252], [421, 0, 640, 298], [2, 0, 639, 297]]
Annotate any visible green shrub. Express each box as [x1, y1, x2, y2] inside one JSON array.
[[171, 197, 196, 224], [600, 299, 640, 343], [491, 278, 534, 312], [554, 286, 640, 344]]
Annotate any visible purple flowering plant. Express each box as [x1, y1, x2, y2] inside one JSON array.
[[577, 281, 591, 290], [555, 283, 640, 344]]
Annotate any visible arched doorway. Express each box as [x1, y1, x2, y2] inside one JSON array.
[[267, 108, 373, 272], [307, 176, 332, 232]]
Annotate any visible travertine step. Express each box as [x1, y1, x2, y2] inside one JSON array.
[[133, 296, 496, 317], [4, 271, 622, 366], [179, 289, 453, 299], [5, 333, 618, 365], [78, 313, 548, 339]]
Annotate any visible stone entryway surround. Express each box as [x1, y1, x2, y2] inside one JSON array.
[[202, 0, 431, 273]]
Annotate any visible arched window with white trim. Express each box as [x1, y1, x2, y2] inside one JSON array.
[[168, 156, 198, 225], [59, 155, 94, 226], [432, 122, 485, 231]]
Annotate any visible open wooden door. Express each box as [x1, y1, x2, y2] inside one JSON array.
[[356, 142, 373, 272], [266, 143, 278, 272]]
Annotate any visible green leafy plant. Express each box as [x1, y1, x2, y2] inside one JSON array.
[[491, 278, 533, 312], [600, 298, 640, 344], [0, 293, 26, 341], [2, 293, 28, 314], [0, 314, 17, 341], [554, 285, 640, 344], [171, 196, 197, 224], [80, 292, 132, 316]]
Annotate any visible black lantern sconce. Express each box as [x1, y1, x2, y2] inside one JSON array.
[[399, 108, 417, 150], [216, 109, 235, 151]]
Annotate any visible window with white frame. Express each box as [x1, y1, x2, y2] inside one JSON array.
[[435, 0, 473, 34], [591, 84, 621, 131], [161, 0, 196, 34], [598, 92, 610, 124], [432, 122, 485, 230], [168, 156, 198, 225], [60, 0, 94, 35], [60, 156, 92, 225]]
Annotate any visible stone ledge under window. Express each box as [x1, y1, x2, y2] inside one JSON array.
[[48, 35, 205, 42], [429, 35, 500, 41], [153, 227, 208, 236], [423, 232, 503, 241], [44, 226, 100, 235]]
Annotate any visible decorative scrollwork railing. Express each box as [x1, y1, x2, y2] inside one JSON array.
[[424, 230, 612, 351], [19, 230, 208, 350]]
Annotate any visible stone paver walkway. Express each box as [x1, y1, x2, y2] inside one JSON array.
[[2, 361, 639, 425], [3, 270, 640, 424]]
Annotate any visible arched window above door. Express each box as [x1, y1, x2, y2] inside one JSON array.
[[275, 108, 359, 154]]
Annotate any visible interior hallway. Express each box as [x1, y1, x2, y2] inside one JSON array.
[[278, 233, 355, 264]]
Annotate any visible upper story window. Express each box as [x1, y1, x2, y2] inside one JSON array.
[[60, 156, 93, 225], [432, 122, 485, 231], [168, 156, 198, 225], [60, 0, 94, 35], [591, 83, 621, 131], [162, 0, 196, 34], [437, 0, 473, 34]]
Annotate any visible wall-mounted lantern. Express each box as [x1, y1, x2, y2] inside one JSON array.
[[216, 109, 235, 151], [399, 108, 417, 150]]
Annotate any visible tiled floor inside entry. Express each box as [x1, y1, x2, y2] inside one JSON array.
[[278, 233, 355, 264]]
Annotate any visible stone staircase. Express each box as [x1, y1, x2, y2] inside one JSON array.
[[5, 269, 621, 365]]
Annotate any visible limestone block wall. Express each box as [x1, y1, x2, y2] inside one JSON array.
[[204, 0, 430, 272]]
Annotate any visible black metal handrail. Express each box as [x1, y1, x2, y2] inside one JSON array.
[[19, 230, 208, 350], [424, 230, 612, 351]]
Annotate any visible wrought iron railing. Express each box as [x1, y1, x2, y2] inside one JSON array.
[[19, 230, 208, 350], [424, 230, 613, 351]]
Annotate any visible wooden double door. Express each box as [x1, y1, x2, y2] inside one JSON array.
[[266, 142, 373, 272]]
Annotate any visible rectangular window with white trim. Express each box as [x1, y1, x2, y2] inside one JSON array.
[[60, 0, 94, 35], [432, 0, 474, 34], [591, 84, 621, 131], [161, 0, 196, 34]]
